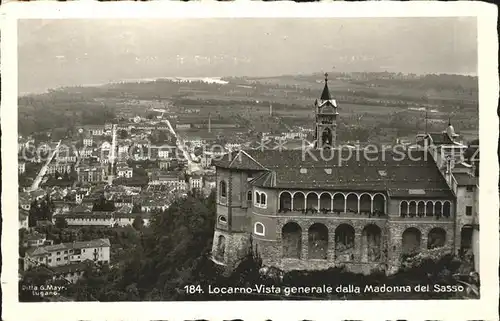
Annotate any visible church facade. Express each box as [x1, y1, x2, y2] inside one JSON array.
[[211, 75, 479, 274]]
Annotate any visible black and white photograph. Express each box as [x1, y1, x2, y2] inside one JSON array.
[[1, 3, 498, 320]]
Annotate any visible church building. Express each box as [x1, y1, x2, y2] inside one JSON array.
[[212, 74, 479, 274]]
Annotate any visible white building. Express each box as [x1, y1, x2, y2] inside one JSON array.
[[59, 212, 114, 227], [18, 161, 26, 174], [113, 213, 151, 227], [149, 172, 187, 190], [86, 125, 105, 136], [189, 175, 203, 190], [46, 162, 73, 175], [101, 141, 111, 151], [117, 166, 133, 178], [19, 209, 29, 230], [24, 238, 111, 271], [23, 231, 47, 247], [83, 136, 93, 147]]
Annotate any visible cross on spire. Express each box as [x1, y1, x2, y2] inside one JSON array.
[[320, 72, 331, 100]]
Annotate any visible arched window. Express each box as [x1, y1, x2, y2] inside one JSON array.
[[400, 201, 408, 216], [218, 216, 227, 225], [219, 181, 227, 198], [254, 222, 265, 236], [247, 190, 252, 201], [254, 191, 268, 208]]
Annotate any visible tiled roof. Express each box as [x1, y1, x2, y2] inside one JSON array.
[[51, 261, 92, 274], [428, 132, 454, 145], [453, 173, 478, 186], [216, 149, 453, 198], [61, 212, 113, 219], [217, 150, 267, 171], [26, 238, 111, 256]]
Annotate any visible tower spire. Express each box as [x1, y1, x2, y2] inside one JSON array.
[[320, 72, 331, 100]]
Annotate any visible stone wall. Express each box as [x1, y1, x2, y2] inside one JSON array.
[[212, 229, 251, 270], [386, 220, 455, 272]]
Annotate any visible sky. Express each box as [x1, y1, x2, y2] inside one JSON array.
[[18, 18, 477, 95]]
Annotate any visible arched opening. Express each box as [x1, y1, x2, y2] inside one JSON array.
[[402, 227, 422, 255], [293, 192, 305, 211], [247, 190, 252, 202], [335, 224, 355, 261], [254, 222, 265, 236], [319, 193, 332, 213], [282, 222, 302, 259], [427, 228, 446, 249], [346, 193, 359, 213], [255, 191, 261, 205], [322, 127, 333, 147], [435, 202, 443, 216], [443, 201, 451, 217], [359, 194, 371, 214], [261, 193, 267, 206], [219, 181, 227, 198], [361, 224, 382, 262], [306, 193, 319, 211], [308, 223, 329, 259], [332, 193, 345, 213], [417, 201, 426, 216], [279, 192, 292, 212], [216, 235, 226, 261], [373, 194, 385, 215], [408, 201, 417, 216], [400, 201, 408, 216], [426, 202, 434, 216]]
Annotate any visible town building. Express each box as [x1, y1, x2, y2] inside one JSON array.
[[117, 165, 133, 178], [189, 175, 203, 190], [19, 209, 29, 230], [18, 161, 26, 174], [49, 262, 89, 284], [24, 238, 111, 271], [85, 125, 105, 136], [83, 135, 94, 147], [19, 193, 32, 211], [113, 212, 151, 227], [23, 232, 47, 247], [46, 162, 73, 175], [141, 199, 168, 213], [211, 75, 479, 275], [77, 165, 106, 183], [149, 171, 187, 190], [59, 212, 114, 227]]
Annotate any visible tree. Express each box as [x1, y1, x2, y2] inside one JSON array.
[[132, 216, 144, 231], [119, 129, 128, 139], [54, 216, 69, 229], [132, 203, 142, 213]]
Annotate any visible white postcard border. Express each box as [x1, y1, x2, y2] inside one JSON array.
[[1, 2, 499, 321]]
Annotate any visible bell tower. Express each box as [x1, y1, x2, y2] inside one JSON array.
[[314, 73, 339, 149]]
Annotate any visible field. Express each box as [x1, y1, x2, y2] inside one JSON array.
[[19, 71, 479, 145]]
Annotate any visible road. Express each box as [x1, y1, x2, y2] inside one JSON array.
[[165, 120, 201, 174], [108, 124, 117, 185], [28, 140, 61, 192]]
